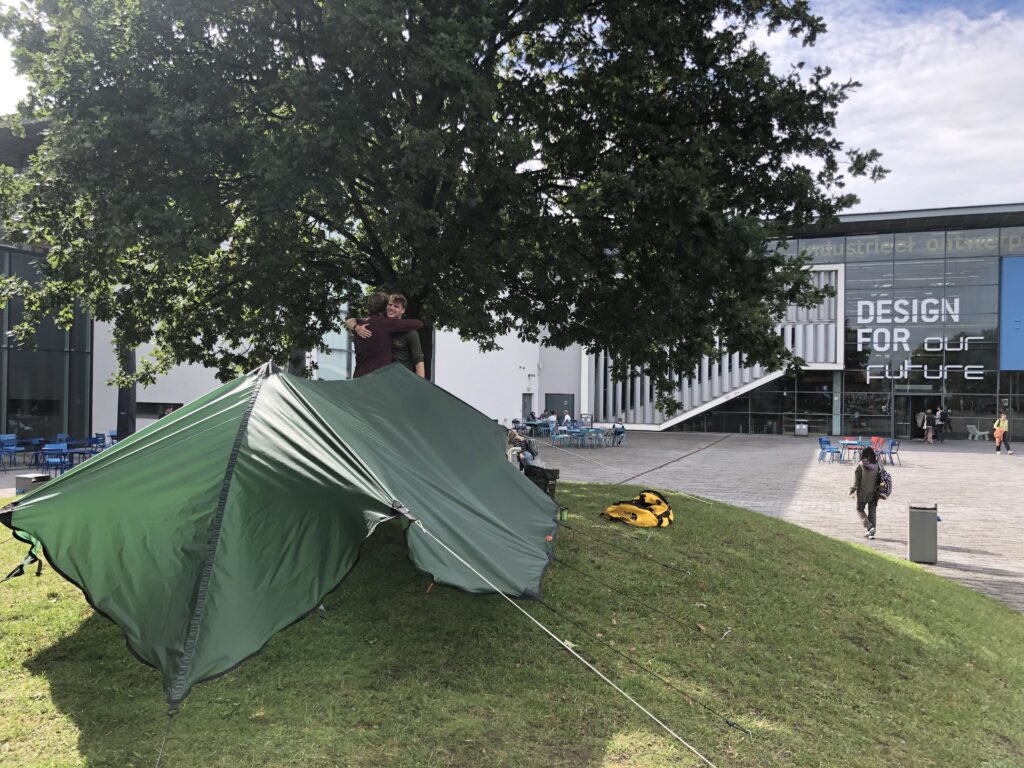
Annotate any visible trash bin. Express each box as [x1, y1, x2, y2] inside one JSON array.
[[794, 421, 809, 437], [524, 465, 559, 499], [908, 504, 938, 564]]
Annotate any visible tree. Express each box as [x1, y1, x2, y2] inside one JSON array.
[[0, 0, 884, 405]]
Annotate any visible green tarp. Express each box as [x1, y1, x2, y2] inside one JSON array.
[[1, 364, 557, 710]]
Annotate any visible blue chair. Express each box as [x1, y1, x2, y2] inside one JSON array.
[[42, 443, 70, 476], [0, 434, 25, 471], [880, 439, 901, 466], [550, 431, 570, 448], [818, 437, 841, 463], [108, 429, 118, 445]]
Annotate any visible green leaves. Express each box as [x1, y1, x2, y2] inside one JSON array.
[[1, 0, 883, 395]]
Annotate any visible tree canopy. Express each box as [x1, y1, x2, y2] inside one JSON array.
[[0, 0, 884, 401]]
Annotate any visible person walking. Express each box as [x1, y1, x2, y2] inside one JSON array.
[[849, 446, 881, 539], [924, 409, 935, 444], [993, 411, 1014, 455], [915, 408, 926, 440], [935, 406, 945, 444]]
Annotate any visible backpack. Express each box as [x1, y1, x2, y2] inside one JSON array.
[[525, 437, 541, 457], [602, 490, 674, 528], [876, 467, 893, 500]]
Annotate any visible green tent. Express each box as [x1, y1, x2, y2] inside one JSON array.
[[1, 364, 557, 711]]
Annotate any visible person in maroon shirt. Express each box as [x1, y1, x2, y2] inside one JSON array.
[[350, 292, 424, 378]]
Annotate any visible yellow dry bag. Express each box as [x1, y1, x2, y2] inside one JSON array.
[[602, 490, 674, 528]]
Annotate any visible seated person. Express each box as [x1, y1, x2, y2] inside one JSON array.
[[506, 429, 535, 469], [612, 415, 626, 445], [348, 292, 424, 378]]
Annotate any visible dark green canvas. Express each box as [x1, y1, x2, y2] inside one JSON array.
[[1, 364, 557, 710]]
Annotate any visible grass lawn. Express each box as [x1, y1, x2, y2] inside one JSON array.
[[1, 482, 1022, 768]]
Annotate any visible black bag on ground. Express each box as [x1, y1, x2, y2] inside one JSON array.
[[523, 465, 558, 499]]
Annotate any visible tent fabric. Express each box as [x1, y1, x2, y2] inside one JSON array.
[[1, 364, 557, 710]]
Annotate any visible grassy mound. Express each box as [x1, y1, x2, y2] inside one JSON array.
[[1, 483, 1022, 767]]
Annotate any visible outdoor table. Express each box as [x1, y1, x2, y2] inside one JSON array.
[[839, 439, 872, 463], [65, 448, 97, 465]]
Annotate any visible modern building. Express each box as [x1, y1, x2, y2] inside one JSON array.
[[3, 126, 1023, 439], [590, 204, 1024, 439]]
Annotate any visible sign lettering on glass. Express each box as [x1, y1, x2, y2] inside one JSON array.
[[855, 297, 985, 382]]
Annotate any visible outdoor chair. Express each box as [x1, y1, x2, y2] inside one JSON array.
[[817, 437, 841, 463], [550, 431, 570, 448], [612, 429, 626, 446], [42, 443, 70, 477], [879, 438, 901, 466], [0, 434, 25, 471], [966, 424, 989, 440]]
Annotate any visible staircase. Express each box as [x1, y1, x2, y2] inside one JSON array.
[[588, 266, 844, 429]]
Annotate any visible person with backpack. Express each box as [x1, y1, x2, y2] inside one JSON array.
[[849, 446, 881, 539]]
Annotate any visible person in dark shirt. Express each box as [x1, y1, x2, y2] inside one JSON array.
[[384, 294, 425, 377], [350, 292, 424, 378]]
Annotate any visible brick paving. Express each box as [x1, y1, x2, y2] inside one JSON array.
[[546, 432, 1024, 612]]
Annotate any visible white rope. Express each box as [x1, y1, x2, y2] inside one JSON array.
[[408, 517, 718, 768], [541, 439, 712, 505]]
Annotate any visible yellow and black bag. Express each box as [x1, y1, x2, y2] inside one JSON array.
[[602, 490, 673, 527]]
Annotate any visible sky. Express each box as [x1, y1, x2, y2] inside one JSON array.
[[1, 0, 1023, 215]]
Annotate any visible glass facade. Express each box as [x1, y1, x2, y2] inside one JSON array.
[[2, 247, 93, 439], [676, 224, 1024, 439]]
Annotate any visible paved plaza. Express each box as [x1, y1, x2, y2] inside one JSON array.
[[547, 432, 1024, 612], [3, 433, 1021, 611]]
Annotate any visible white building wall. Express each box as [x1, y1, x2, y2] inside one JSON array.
[[538, 342, 583, 419], [90, 324, 579, 433], [432, 329, 542, 426], [91, 321, 221, 435]]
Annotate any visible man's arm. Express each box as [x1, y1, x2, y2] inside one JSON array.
[[405, 328, 426, 378], [371, 316, 424, 332]]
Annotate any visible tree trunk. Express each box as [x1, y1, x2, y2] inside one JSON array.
[[116, 347, 136, 439]]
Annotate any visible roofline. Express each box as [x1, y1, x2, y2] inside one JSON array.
[[839, 202, 1024, 223]]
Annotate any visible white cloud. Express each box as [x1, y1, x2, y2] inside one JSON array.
[[754, 0, 1024, 212]]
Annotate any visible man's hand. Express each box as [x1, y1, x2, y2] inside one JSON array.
[[345, 317, 372, 339]]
